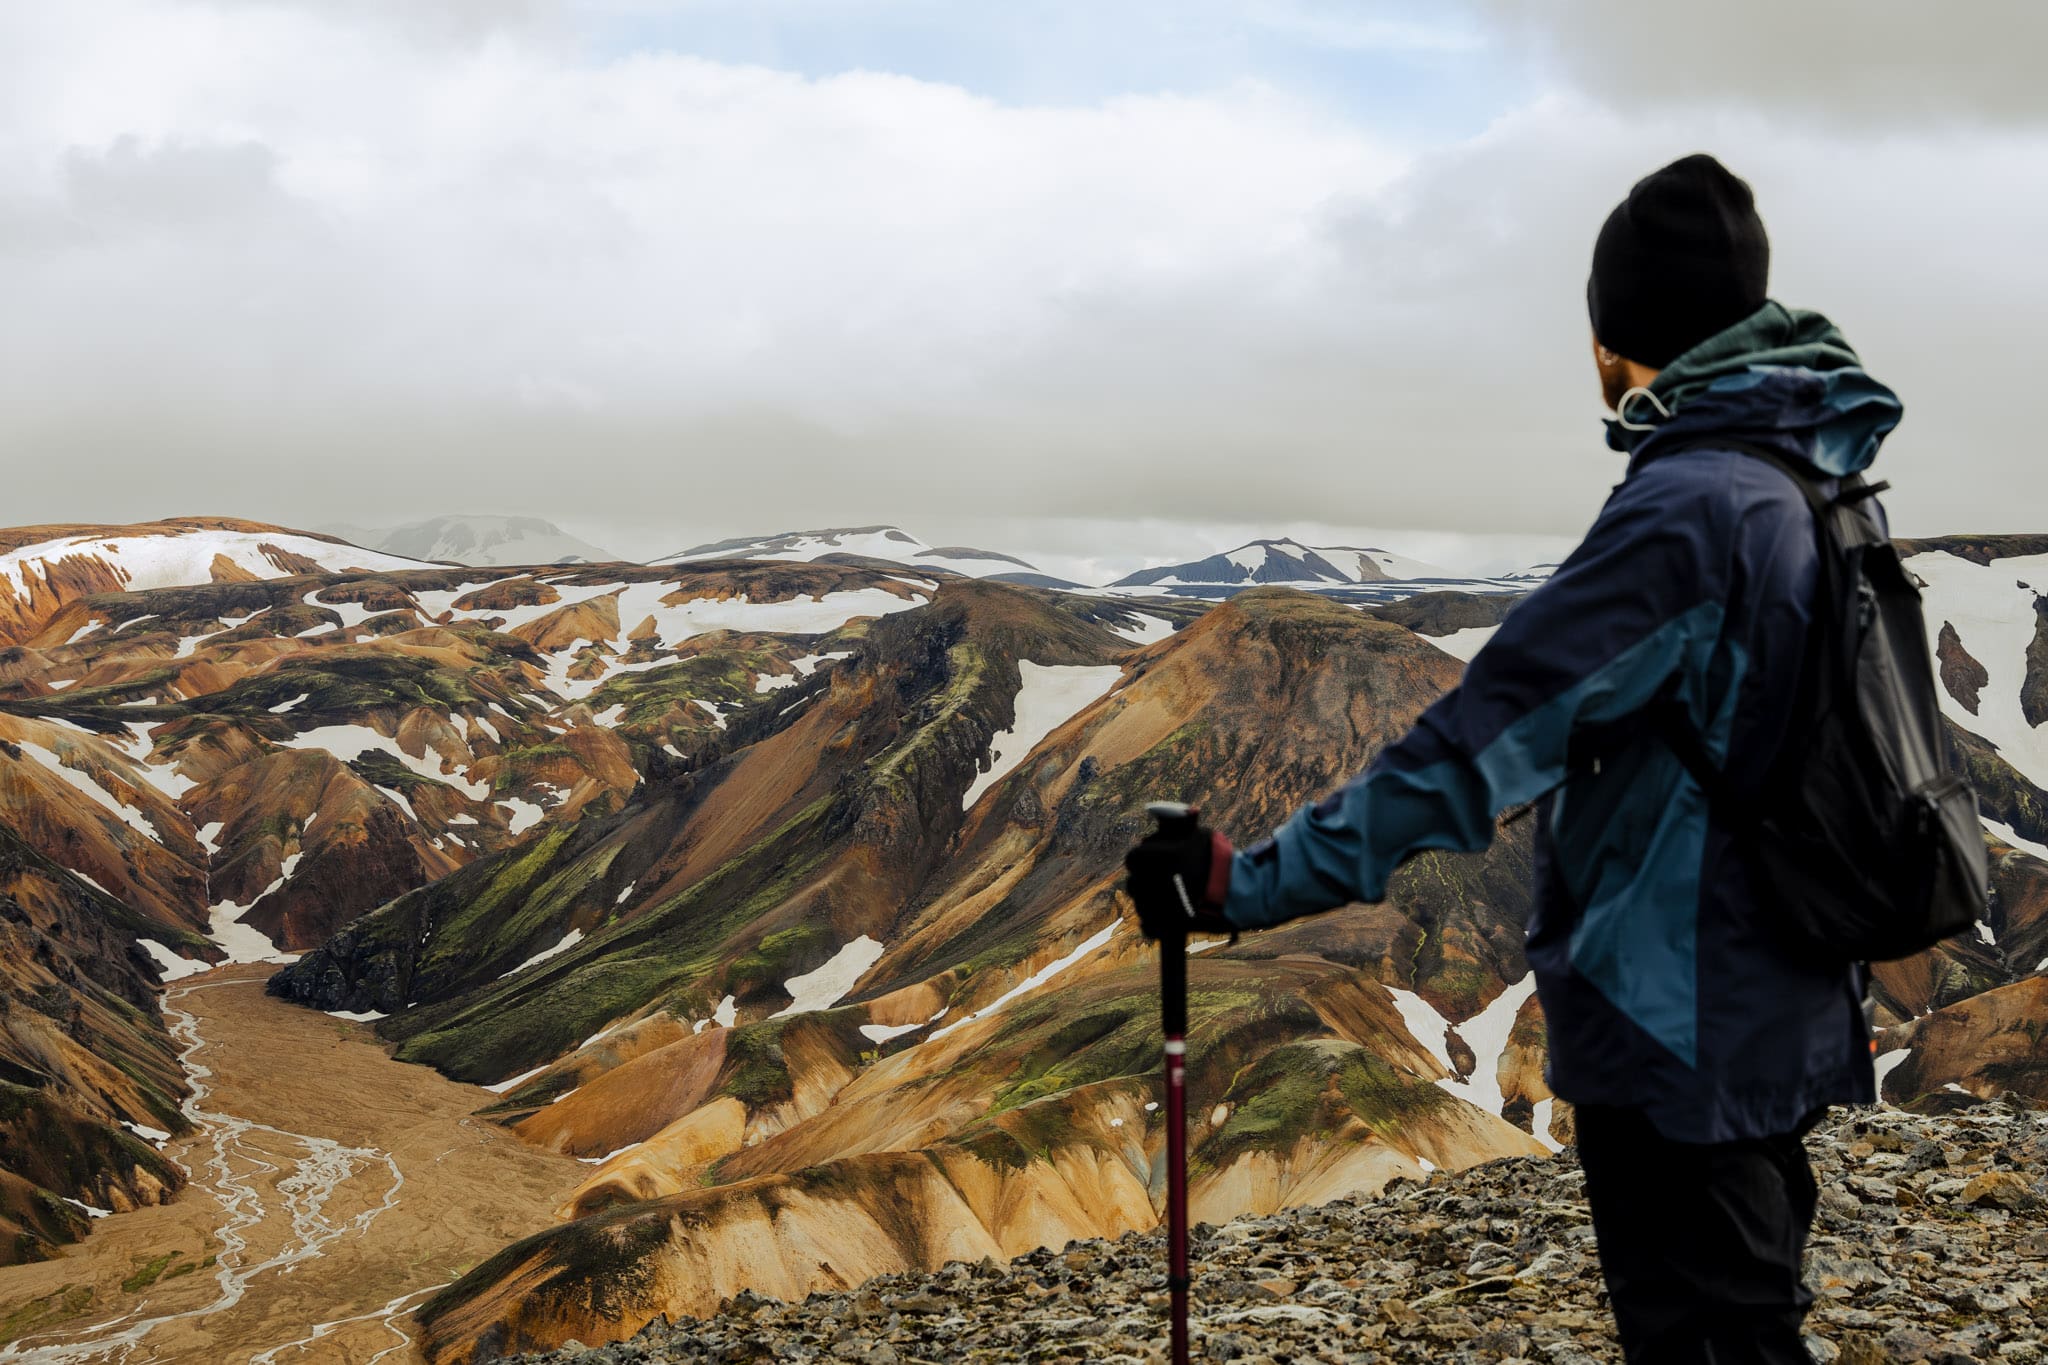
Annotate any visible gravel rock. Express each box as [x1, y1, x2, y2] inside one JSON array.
[[508, 1105, 2048, 1364]]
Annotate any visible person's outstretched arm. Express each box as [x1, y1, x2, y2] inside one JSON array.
[[1223, 458, 1737, 931]]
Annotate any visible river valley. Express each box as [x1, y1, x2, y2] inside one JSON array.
[[0, 967, 581, 1365]]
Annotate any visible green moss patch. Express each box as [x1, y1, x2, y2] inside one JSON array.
[[121, 1250, 182, 1294]]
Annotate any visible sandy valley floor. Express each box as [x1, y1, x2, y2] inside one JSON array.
[[0, 966, 581, 1365]]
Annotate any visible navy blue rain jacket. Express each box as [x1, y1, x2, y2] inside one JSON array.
[[1222, 302, 1896, 1143]]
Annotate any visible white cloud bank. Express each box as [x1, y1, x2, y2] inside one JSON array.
[[2, 2, 2045, 546]]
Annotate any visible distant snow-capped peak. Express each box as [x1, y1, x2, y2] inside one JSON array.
[[651, 526, 1043, 580], [1110, 538, 1453, 589], [321, 515, 619, 568]]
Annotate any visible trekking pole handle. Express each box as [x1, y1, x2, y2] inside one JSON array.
[[1146, 801, 1201, 834]]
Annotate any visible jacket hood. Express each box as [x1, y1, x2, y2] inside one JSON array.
[[1605, 300, 1903, 478]]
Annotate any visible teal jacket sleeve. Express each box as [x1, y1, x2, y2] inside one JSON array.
[[1221, 459, 1736, 931]]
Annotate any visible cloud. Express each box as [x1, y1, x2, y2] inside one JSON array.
[[62, 137, 284, 228], [1475, 1, 2048, 126], [1, 1, 2044, 556]]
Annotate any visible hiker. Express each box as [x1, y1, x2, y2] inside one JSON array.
[[1124, 155, 1899, 1364]]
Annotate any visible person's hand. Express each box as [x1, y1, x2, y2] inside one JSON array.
[[1124, 812, 1236, 939]]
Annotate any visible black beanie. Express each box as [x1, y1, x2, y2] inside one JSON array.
[[1587, 153, 1769, 369]]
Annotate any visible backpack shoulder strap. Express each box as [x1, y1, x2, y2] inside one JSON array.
[[1668, 438, 1891, 515], [1506, 438, 1893, 828], [1636, 439, 1855, 820]]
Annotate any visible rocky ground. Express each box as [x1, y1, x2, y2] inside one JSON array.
[[508, 1101, 2048, 1365]]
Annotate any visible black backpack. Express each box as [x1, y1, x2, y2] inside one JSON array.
[[1657, 441, 1990, 964]]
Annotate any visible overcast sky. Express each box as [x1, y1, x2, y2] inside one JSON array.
[[4, 2, 2045, 577]]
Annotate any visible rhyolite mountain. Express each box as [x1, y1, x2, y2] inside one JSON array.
[[321, 516, 622, 568], [266, 548, 2043, 1361], [276, 581, 1559, 1361], [0, 518, 429, 645], [0, 522, 947, 1262], [0, 825, 190, 1263], [1, 514, 2044, 1349]]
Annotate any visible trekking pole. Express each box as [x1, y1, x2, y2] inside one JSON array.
[[1144, 800, 1197, 1365]]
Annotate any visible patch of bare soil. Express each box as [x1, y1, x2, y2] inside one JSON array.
[[0, 966, 581, 1364]]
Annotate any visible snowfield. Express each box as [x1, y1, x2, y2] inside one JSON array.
[[0, 528, 424, 601], [609, 584, 924, 649], [509, 587, 915, 706], [961, 662, 1125, 809]]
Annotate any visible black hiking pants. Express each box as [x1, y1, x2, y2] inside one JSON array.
[[1576, 1104, 1818, 1365]]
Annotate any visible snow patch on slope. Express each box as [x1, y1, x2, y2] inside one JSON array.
[[207, 899, 297, 965], [1528, 1098, 1562, 1154], [1385, 987, 1456, 1074], [1430, 626, 1498, 663], [792, 651, 853, 675], [1985, 819, 2048, 864], [500, 929, 586, 978], [929, 923, 1119, 1042], [499, 796, 548, 835], [1387, 975, 1540, 1120], [140, 939, 208, 981], [1110, 614, 1177, 646], [772, 936, 885, 1017], [859, 1017, 932, 1044], [482, 1066, 547, 1096], [962, 662, 1124, 809], [15, 740, 161, 842], [1874, 1047, 1913, 1102], [276, 724, 489, 800], [1910, 550, 2048, 789]]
